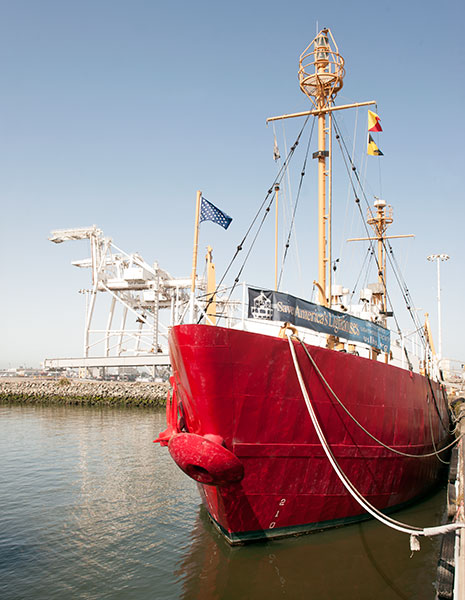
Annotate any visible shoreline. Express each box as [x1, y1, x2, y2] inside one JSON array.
[[0, 378, 169, 407]]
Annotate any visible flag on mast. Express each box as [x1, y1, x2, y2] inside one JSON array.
[[200, 197, 232, 229], [367, 134, 384, 156], [368, 110, 382, 132]]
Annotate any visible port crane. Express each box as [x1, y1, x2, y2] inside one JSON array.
[[46, 226, 197, 371]]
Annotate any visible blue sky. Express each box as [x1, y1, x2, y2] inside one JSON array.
[[1, 0, 464, 367]]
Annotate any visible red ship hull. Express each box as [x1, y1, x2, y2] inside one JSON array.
[[165, 324, 449, 544]]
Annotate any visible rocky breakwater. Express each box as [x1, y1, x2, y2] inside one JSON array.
[[0, 378, 169, 407]]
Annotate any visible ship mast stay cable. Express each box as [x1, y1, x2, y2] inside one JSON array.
[[381, 239, 450, 431], [332, 117, 434, 366], [349, 247, 373, 300], [296, 336, 461, 460], [287, 332, 465, 550], [330, 119, 452, 434], [381, 241, 451, 434], [199, 116, 313, 323], [202, 108, 446, 439], [278, 119, 316, 288], [331, 118, 412, 359], [332, 116, 427, 345], [278, 123, 304, 289]]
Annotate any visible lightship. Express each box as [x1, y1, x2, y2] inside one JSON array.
[[155, 29, 450, 544]]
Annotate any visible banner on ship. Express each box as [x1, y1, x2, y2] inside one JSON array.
[[247, 287, 390, 352]]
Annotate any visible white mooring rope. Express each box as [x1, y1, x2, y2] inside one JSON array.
[[296, 336, 463, 459], [286, 332, 465, 552]]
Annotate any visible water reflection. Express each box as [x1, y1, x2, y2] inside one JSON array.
[[0, 405, 199, 600], [177, 490, 444, 600], [0, 405, 444, 600]]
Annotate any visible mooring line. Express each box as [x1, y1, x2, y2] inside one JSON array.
[[286, 332, 464, 551], [296, 338, 463, 460]]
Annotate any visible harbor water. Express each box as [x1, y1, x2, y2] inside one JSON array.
[[0, 404, 446, 600]]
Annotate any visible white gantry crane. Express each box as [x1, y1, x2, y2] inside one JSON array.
[[46, 226, 198, 371]]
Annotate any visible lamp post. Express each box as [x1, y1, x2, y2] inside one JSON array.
[[427, 253, 450, 358]]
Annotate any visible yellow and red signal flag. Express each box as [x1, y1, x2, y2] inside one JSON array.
[[367, 134, 383, 156], [368, 110, 382, 132]]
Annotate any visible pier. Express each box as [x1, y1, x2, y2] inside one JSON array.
[[453, 400, 465, 599], [436, 398, 465, 599]]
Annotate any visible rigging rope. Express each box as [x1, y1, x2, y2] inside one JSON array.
[[332, 115, 429, 355], [286, 331, 465, 550], [338, 108, 359, 267], [296, 337, 461, 460], [331, 116, 431, 373], [280, 122, 304, 290], [349, 247, 372, 302], [278, 119, 316, 288], [311, 113, 449, 428], [206, 115, 313, 320], [332, 119, 409, 354]]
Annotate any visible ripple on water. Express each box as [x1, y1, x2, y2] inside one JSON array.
[[0, 405, 445, 600]]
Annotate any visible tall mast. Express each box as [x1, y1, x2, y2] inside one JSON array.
[[298, 29, 345, 306], [267, 29, 376, 305]]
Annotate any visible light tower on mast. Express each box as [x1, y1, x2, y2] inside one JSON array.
[[299, 29, 345, 306]]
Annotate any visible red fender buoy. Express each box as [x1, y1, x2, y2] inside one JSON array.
[[168, 433, 244, 486]]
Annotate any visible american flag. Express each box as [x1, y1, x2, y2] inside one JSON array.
[[199, 197, 232, 230]]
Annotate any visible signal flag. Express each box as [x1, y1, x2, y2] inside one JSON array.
[[367, 134, 384, 156], [368, 110, 383, 132]]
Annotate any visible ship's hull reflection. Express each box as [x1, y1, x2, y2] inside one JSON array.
[[177, 490, 444, 600]]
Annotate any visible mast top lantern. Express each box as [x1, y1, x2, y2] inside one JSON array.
[[299, 28, 345, 108]]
